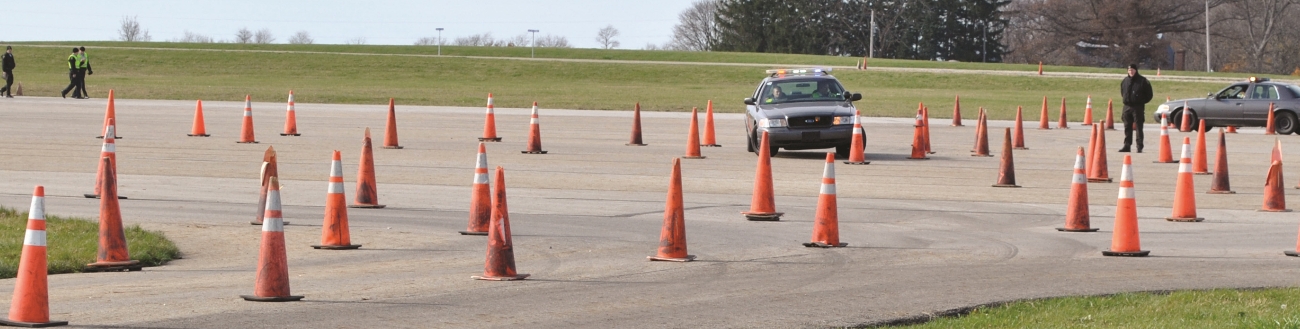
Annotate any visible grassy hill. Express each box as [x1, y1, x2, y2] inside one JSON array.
[[1, 42, 1249, 119]]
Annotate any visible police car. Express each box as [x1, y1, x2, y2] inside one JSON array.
[[1154, 77, 1300, 134], [743, 68, 863, 157]]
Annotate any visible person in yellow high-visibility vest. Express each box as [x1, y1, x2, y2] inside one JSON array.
[[60, 48, 82, 98], [77, 46, 92, 98]]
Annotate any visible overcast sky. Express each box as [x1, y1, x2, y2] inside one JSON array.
[[1, 0, 698, 48]]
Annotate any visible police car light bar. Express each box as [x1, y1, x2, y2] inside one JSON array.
[[1249, 76, 1270, 83], [765, 67, 832, 77]]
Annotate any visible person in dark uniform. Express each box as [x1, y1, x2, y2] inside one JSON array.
[[78, 46, 92, 98], [0, 46, 14, 98], [1119, 64, 1153, 153], [61, 48, 81, 98]]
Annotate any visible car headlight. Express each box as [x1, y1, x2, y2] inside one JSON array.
[[760, 118, 787, 128], [832, 116, 855, 125], [1158, 104, 1170, 113]]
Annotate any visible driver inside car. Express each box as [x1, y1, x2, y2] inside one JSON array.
[[764, 86, 786, 104]]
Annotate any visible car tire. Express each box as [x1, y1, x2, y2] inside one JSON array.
[[835, 143, 850, 159], [1275, 111, 1298, 135], [1174, 109, 1199, 131], [747, 128, 756, 153]]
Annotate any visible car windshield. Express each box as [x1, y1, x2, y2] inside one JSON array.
[[1217, 85, 1248, 99], [759, 79, 845, 105]]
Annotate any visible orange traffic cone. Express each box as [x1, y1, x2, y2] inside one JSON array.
[[1013, 106, 1027, 149], [1058, 147, 1099, 232], [993, 128, 1020, 188], [684, 108, 706, 159], [908, 112, 929, 160], [0, 186, 69, 327], [844, 111, 869, 165], [1089, 124, 1112, 183], [972, 109, 991, 157], [1193, 120, 1211, 175], [1179, 102, 1193, 132], [1261, 161, 1290, 212], [628, 103, 647, 146], [1266, 102, 1277, 135], [1104, 99, 1116, 130], [1226, 125, 1238, 133], [743, 132, 783, 221], [86, 156, 142, 272], [805, 153, 847, 248], [522, 102, 547, 154], [350, 128, 385, 208], [479, 94, 502, 142], [188, 100, 209, 137], [1274, 139, 1284, 164], [251, 146, 283, 225], [313, 151, 361, 250], [1167, 137, 1204, 222], [280, 90, 300, 136], [474, 167, 530, 280], [1081, 95, 1094, 125], [1086, 124, 1098, 176], [382, 98, 402, 149], [1103, 155, 1149, 256], [242, 176, 304, 301], [85, 120, 126, 199], [923, 105, 934, 154], [951, 95, 963, 127], [1208, 129, 1234, 194], [461, 143, 492, 235], [97, 90, 119, 139], [1157, 68, 1161, 76], [1154, 114, 1177, 163], [1038, 96, 1051, 130], [649, 158, 695, 262], [237, 95, 258, 144], [970, 106, 982, 151], [1037, 61, 1043, 75], [1057, 97, 1069, 129], [702, 100, 720, 147]]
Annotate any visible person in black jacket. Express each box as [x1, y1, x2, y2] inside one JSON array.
[[0, 46, 14, 98], [60, 48, 81, 99], [1119, 64, 1154, 153]]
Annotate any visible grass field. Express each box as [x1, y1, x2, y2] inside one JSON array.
[[883, 288, 1300, 328], [0, 42, 1241, 120], [0, 207, 180, 278]]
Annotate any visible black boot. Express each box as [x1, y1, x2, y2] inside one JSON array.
[[1118, 146, 1131, 153]]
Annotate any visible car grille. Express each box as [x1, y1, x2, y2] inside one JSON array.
[[787, 115, 832, 128]]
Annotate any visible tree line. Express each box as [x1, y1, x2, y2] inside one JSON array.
[[669, 0, 1300, 74]]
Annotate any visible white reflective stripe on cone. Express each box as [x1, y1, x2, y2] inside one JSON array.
[[23, 230, 45, 247], [262, 218, 284, 232], [330, 160, 343, 178], [328, 182, 344, 194], [820, 182, 836, 195], [1119, 187, 1134, 199], [102, 143, 115, 153], [1073, 173, 1087, 184], [473, 172, 488, 185], [28, 197, 43, 220]]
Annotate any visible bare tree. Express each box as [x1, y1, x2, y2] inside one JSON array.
[[175, 31, 214, 43], [235, 28, 253, 44], [508, 34, 531, 47], [345, 37, 367, 45], [535, 35, 571, 48], [454, 33, 507, 46], [414, 37, 439, 46], [254, 29, 275, 44], [1218, 0, 1300, 72], [596, 25, 620, 49], [288, 31, 314, 44], [119, 16, 152, 42], [669, 0, 719, 51], [1018, 0, 1225, 68]]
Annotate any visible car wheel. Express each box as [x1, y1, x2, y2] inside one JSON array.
[[835, 143, 850, 159], [1174, 109, 1198, 131], [747, 128, 757, 153], [1275, 111, 1298, 135]]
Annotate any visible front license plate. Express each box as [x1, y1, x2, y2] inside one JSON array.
[[801, 131, 820, 142]]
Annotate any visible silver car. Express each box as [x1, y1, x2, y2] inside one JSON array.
[[1154, 77, 1300, 134], [743, 68, 863, 157]]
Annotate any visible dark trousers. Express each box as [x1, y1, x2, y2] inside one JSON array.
[[61, 70, 82, 98], [0, 70, 12, 96], [77, 68, 88, 97], [1122, 105, 1145, 150]]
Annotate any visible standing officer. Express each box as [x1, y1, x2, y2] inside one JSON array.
[[0, 46, 14, 98], [1119, 64, 1153, 153], [78, 46, 92, 98], [61, 48, 81, 98]]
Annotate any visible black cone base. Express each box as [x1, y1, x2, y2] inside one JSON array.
[[522, 150, 548, 154], [743, 212, 783, 221], [187, 134, 210, 137], [472, 273, 530, 281], [1102, 250, 1150, 257], [647, 255, 695, 262], [280, 133, 301, 136], [478, 137, 503, 142], [382, 146, 404, 149], [83, 194, 127, 199], [348, 204, 387, 209], [0, 319, 69, 327], [1056, 227, 1100, 232], [844, 161, 871, 165], [312, 244, 362, 250], [1165, 217, 1205, 222], [626, 143, 648, 146], [85, 260, 142, 272], [241, 295, 304, 302], [458, 231, 489, 236], [1286, 251, 1300, 257], [802, 242, 848, 248]]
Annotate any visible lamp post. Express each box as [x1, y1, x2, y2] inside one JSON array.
[[528, 29, 539, 58], [436, 27, 444, 56]]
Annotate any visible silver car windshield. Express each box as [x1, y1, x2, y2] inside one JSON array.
[[759, 79, 845, 105]]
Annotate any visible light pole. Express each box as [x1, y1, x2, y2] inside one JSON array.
[[436, 27, 444, 56], [1204, 1, 1211, 72], [528, 29, 539, 58]]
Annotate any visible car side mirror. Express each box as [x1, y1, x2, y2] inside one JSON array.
[[1207, 93, 1214, 99], [743, 98, 756, 105], [850, 93, 862, 101]]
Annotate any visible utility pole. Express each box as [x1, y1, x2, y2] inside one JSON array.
[[436, 28, 444, 56], [1205, 0, 1211, 72], [869, 10, 874, 58]]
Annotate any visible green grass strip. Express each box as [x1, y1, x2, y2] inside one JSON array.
[[0, 207, 180, 278], [878, 288, 1300, 328]]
